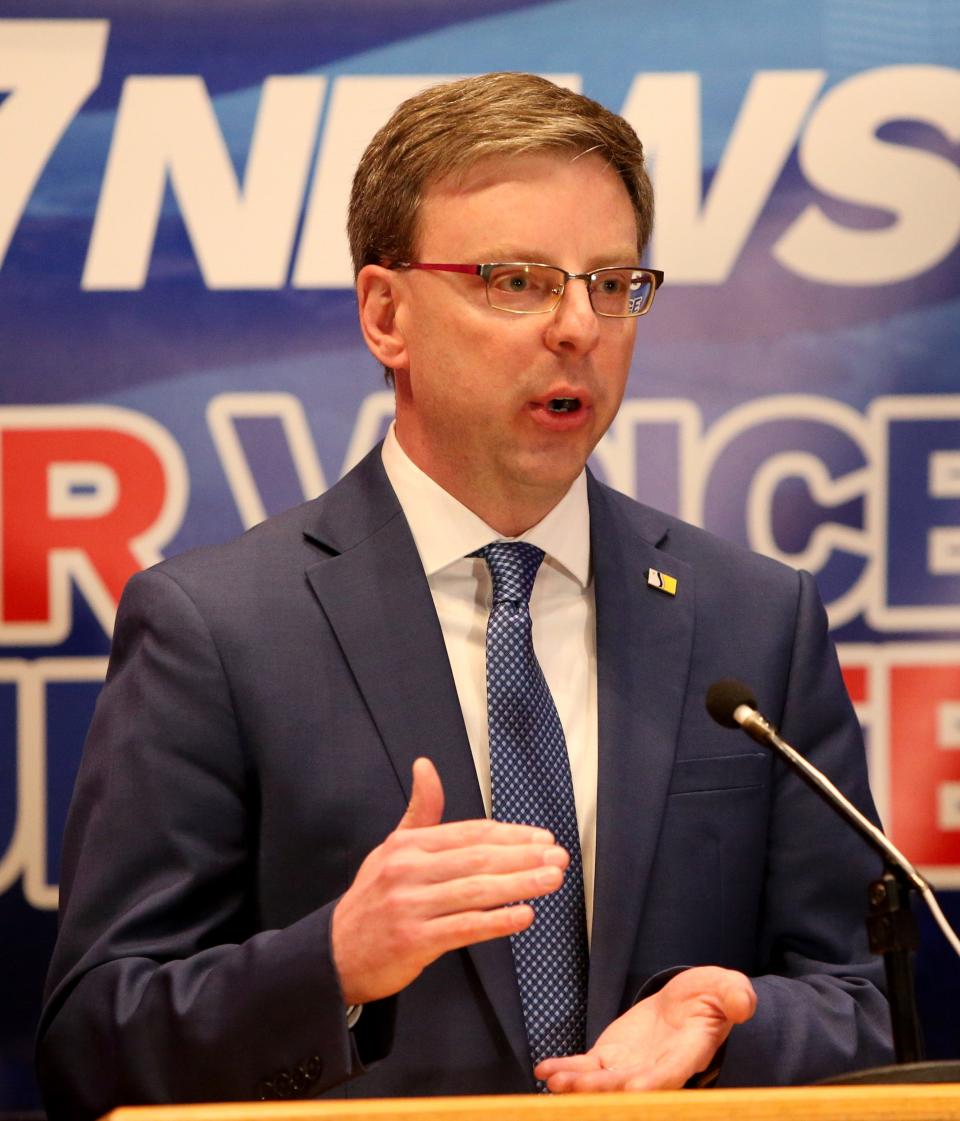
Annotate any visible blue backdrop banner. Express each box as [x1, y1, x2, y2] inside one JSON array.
[[1, 0, 958, 1107]]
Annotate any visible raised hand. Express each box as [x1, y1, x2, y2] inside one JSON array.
[[331, 757, 570, 1005]]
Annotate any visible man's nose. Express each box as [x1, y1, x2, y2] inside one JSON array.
[[544, 277, 601, 354]]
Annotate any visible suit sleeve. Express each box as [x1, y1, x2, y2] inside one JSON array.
[[36, 567, 393, 1121], [717, 569, 893, 1084]]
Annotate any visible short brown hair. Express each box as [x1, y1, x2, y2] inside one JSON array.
[[348, 71, 654, 275]]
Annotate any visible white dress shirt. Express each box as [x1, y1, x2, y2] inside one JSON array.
[[381, 423, 599, 937]]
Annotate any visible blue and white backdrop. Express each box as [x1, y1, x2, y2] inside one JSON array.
[[1, 0, 958, 1108]]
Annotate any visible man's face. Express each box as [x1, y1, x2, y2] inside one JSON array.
[[373, 150, 639, 532]]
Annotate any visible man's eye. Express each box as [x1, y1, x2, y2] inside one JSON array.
[[491, 270, 533, 292], [597, 275, 627, 295]]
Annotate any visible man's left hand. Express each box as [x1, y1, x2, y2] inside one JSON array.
[[535, 966, 756, 1092]]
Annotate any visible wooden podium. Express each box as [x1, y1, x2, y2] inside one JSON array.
[[102, 1085, 960, 1121]]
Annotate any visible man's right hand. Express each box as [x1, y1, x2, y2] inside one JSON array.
[[331, 756, 569, 1006]]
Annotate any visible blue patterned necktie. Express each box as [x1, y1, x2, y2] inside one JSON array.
[[474, 541, 589, 1082]]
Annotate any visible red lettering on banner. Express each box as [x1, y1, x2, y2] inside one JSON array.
[[0, 407, 187, 643], [2, 428, 164, 621], [889, 664, 960, 867], [841, 664, 867, 704]]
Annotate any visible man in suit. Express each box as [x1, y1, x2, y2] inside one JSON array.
[[37, 73, 892, 1117]]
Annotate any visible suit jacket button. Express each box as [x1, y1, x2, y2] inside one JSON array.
[[304, 1055, 323, 1081], [274, 1071, 294, 1098]]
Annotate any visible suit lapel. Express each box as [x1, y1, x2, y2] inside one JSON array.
[[302, 449, 532, 1082], [585, 478, 695, 1042]]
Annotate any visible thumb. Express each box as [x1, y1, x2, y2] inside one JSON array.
[[719, 972, 757, 1024], [398, 757, 444, 830]]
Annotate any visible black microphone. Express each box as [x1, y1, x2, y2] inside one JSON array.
[[704, 678, 754, 726]]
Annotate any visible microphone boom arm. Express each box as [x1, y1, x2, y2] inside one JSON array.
[[732, 703, 928, 894], [716, 687, 960, 1067]]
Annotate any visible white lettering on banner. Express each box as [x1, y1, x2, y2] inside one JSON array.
[[622, 70, 826, 284], [0, 657, 108, 910], [774, 65, 960, 285], [340, 390, 397, 474], [939, 703, 960, 749], [930, 451, 960, 498], [292, 73, 581, 287], [5, 395, 960, 642], [199, 390, 960, 635], [293, 75, 459, 288], [206, 393, 329, 529], [82, 75, 327, 289], [205, 389, 397, 527], [589, 398, 702, 522], [747, 453, 871, 578], [47, 461, 120, 520], [868, 396, 960, 631], [938, 784, 960, 832], [696, 395, 872, 628], [0, 20, 108, 272], [928, 451, 960, 577], [930, 529, 960, 576], [0, 406, 188, 643], [1, 18, 957, 290]]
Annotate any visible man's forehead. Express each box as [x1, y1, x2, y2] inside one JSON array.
[[424, 148, 613, 198], [413, 149, 639, 259]]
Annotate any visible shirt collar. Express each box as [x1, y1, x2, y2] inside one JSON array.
[[380, 422, 591, 588]]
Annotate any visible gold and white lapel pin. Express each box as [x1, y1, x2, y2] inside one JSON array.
[[647, 567, 678, 596]]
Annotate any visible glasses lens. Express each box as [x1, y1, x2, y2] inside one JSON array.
[[590, 269, 654, 317], [484, 264, 566, 312]]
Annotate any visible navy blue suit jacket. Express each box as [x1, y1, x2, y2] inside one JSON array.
[[37, 446, 892, 1118]]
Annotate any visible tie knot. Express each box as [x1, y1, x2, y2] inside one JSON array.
[[475, 541, 545, 605]]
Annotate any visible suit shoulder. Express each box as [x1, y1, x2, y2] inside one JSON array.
[[146, 497, 327, 591], [592, 479, 803, 596]]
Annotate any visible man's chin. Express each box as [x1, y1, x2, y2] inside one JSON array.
[[522, 433, 597, 479], [507, 449, 591, 500]]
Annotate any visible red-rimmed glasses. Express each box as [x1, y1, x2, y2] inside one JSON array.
[[391, 261, 664, 317]]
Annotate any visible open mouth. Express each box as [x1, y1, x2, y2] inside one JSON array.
[[547, 397, 581, 414]]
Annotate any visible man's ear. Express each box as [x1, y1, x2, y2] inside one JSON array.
[[356, 264, 408, 371]]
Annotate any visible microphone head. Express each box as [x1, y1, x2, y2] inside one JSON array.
[[706, 678, 758, 728]]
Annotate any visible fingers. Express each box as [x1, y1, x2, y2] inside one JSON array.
[[425, 902, 536, 953], [535, 1053, 599, 1079], [418, 862, 566, 914], [416, 839, 568, 882], [334, 758, 573, 1007], [406, 817, 556, 851], [537, 1048, 634, 1094], [398, 757, 445, 831], [373, 842, 568, 924], [543, 1068, 630, 1093], [379, 807, 569, 917], [540, 1053, 651, 1093], [541, 1057, 688, 1094]]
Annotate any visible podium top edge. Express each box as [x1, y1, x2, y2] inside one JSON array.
[[101, 1083, 960, 1121]]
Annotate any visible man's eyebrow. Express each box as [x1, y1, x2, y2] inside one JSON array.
[[472, 249, 642, 267], [474, 247, 550, 263], [585, 251, 644, 269]]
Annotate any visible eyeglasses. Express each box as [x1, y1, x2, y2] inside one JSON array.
[[391, 261, 664, 317]]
